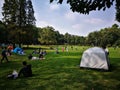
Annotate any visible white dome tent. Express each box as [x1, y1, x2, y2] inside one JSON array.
[[80, 47, 110, 70]]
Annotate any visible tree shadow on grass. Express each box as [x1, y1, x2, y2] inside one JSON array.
[[82, 57, 120, 90], [0, 56, 120, 90]]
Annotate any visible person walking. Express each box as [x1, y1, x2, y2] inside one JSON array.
[[1, 47, 9, 63]]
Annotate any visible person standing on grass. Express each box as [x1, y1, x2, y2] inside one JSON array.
[[1, 47, 9, 63], [55, 47, 59, 54], [62, 47, 64, 52], [66, 46, 69, 52], [102, 45, 110, 68], [102, 46, 109, 56]]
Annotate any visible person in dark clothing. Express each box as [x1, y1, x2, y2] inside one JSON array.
[[28, 54, 33, 60], [39, 53, 43, 58], [39, 53, 45, 60], [18, 61, 32, 77], [1, 47, 9, 63]]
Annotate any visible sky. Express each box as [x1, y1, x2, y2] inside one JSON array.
[[0, 0, 120, 36]]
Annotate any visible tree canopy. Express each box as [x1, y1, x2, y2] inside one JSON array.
[[2, 0, 36, 27], [50, 0, 120, 22], [2, 0, 36, 46], [87, 24, 120, 46]]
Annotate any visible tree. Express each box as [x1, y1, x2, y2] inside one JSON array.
[[0, 21, 6, 43], [4, 0, 36, 27], [87, 31, 102, 46], [54, 31, 65, 45], [86, 24, 120, 47], [38, 26, 57, 45], [50, 0, 120, 22], [2, 0, 19, 25], [21, 25, 38, 45], [112, 23, 119, 28], [116, 0, 120, 22], [64, 33, 71, 44], [18, 0, 27, 27], [2, 0, 36, 46], [26, 0, 36, 25]]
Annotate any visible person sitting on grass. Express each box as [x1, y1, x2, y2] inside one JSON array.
[[39, 53, 45, 60], [18, 61, 32, 77], [28, 54, 33, 60], [7, 61, 32, 79]]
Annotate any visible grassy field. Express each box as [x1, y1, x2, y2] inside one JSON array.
[[0, 45, 120, 90]]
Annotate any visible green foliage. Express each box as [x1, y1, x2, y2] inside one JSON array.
[[87, 31, 102, 46], [50, 0, 120, 22], [0, 21, 6, 43], [87, 24, 120, 47], [21, 25, 39, 44], [116, 0, 120, 22], [38, 26, 57, 45], [37, 27, 86, 45], [50, 0, 114, 13], [63, 33, 85, 45], [0, 45, 120, 90], [2, 0, 36, 27], [1, 0, 36, 45], [26, 0, 36, 25]]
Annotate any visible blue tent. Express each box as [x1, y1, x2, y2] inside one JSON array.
[[13, 47, 22, 53]]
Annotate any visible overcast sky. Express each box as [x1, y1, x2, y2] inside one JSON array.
[[0, 0, 120, 36]]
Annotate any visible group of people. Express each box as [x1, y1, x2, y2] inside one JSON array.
[[55, 46, 69, 54], [1, 45, 110, 80], [0, 46, 32, 79], [0, 46, 24, 63], [28, 49, 46, 60], [0, 47, 47, 79], [7, 49, 47, 79], [62, 46, 69, 52]]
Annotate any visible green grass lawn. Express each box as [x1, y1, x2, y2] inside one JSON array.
[[0, 45, 120, 90]]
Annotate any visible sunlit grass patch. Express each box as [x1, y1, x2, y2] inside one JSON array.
[[0, 46, 120, 90]]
